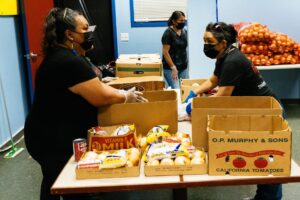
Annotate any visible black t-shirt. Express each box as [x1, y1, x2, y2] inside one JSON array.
[[161, 27, 188, 70], [24, 47, 97, 161], [214, 47, 274, 96]]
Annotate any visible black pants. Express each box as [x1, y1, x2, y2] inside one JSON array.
[[38, 157, 94, 200]]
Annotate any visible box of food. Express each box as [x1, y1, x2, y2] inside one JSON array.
[[88, 125, 137, 151], [107, 76, 164, 91], [76, 148, 140, 179], [141, 129, 207, 176], [208, 115, 291, 176], [181, 79, 206, 102], [116, 54, 162, 77], [98, 90, 178, 135], [192, 96, 282, 151]]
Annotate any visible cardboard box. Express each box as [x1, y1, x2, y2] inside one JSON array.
[[181, 79, 206, 102], [143, 127, 208, 176], [192, 96, 282, 151], [144, 163, 207, 176], [107, 76, 164, 91], [88, 125, 137, 151], [98, 90, 178, 135], [118, 54, 161, 60], [207, 115, 291, 176], [76, 151, 140, 179], [116, 54, 162, 77]]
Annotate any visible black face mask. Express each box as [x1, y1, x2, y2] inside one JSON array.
[[81, 31, 95, 51], [176, 22, 185, 29], [203, 44, 219, 59]]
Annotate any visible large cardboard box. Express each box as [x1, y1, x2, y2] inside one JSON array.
[[181, 79, 206, 102], [88, 125, 137, 151], [116, 54, 162, 77], [208, 115, 291, 176], [98, 90, 178, 135], [107, 76, 164, 91], [192, 96, 282, 151]]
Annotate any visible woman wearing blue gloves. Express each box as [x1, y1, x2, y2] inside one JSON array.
[[185, 22, 283, 200]]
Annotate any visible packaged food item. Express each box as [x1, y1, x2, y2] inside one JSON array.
[[146, 125, 170, 144], [113, 124, 135, 136], [149, 125, 169, 133], [73, 138, 87, 162], [92, 126, 108, 136], [100, 150, 128, 169], [176, 132, 192, 147], [143, 142, 189, 162]]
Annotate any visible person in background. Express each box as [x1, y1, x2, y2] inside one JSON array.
[[24, 8, 146, 200], [185, 22, 283, 200], [162, 11, 188, 89]]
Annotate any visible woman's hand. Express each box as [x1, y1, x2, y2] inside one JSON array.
[[171, 66, 178, 80]]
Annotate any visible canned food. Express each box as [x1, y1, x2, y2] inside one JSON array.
[[73, 138, 87, 162]]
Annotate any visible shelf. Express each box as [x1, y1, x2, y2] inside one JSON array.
[[257, 64, 300, 70]]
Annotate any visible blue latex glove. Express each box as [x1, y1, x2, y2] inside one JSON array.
[[186, 102, 192, 115], [184, 90, 197, 103]]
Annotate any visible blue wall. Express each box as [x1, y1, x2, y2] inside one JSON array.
[[113, 0, 167, 57], [0, 16, 28, 146], [114, 0, 300, 98]]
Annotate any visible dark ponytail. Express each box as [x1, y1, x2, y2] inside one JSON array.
[[42, 7, 81, 55], [167, 11, 185, 26], [205, 22, 238, 46]]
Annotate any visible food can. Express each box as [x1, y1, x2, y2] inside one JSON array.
[[73, 138, 87, 162]]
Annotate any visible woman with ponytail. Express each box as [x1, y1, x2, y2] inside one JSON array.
[[184, 22, 283, 200], [162, 11, 188, 89], [24, 7, 146, 200]]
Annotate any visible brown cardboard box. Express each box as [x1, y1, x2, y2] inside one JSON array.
[[116, 54, 162, 77], [98, 90, 178, 135], [76, 151, 140, 179], [119, 54, 161, 60], [181, 79, 206, 102], [76, 164, 140, 179], [144, 154, 207, 176], [107, 76, 164, 91], [88, 125, 137, 151], [192, 96, 282, 151], [143, 124, 208, 176], [207, 115, 291, 176]]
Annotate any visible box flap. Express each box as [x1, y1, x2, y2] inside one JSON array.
[[207, 115, 288, 132], [108, 76, 163, 85], [98, 90, 178, 135], [193, 96, 281, 109], [181, 79, 206, 86]]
